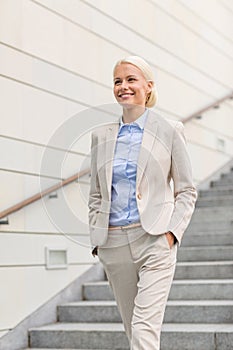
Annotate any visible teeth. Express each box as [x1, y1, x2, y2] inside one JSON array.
[[119, 93, 133, 97]]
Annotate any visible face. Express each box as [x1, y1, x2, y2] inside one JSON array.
[[113, 63, 153, 108]]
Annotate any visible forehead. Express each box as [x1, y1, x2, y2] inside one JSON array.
[[114, 63, 144, 78]]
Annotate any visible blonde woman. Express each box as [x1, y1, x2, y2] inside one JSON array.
[[88, 56, 197, 349]]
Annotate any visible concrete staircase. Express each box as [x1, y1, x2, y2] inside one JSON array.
[[23, 168, 233, 350]]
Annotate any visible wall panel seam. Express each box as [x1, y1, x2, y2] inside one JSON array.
[[186, 140, 233, 155], [0, 41, 110, 90], [0, 262, 94, 268], [2, 73, 231, 121], [78, 0, 233, 91], [146, 0, 233, 60], [0, 231, 89, 235], [0, 134, 88, 157], [219, 0, 233, 15], [0, 167, 65, 180], [29, 0, 232, 95], [0, 73, 92, 107], [176, 0, 233, 44], [190, 121, 233, 141], [1, 63, 210, 121], [0, 73, 120, 117]]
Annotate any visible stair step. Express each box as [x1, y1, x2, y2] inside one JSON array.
[[190, 207, 233, 222], [185, 221, 233, 233], [210, 182, 233, 189], [177, 245, 233, 261], [58, 301, 120, 323], [196, 196, 233, 207], [174, 261, 233, 279], [181, 232, 233, 246], [170, 279, 233, 300], [211, 178, 233, 186], [181, 231, 233, 247], [83, 281, 114, 301], [221, 174, 233, 182], [29, 323, 127, 349], [164, 300, 233, 323], [58, 300, 233, 324], [199, 188, 233, 198], [83, 279, 233, 301], [29, 323, 233, 350]]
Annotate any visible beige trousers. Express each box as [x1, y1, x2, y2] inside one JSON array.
[[98, 225, 177, 350]]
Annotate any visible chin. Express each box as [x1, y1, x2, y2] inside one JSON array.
[[118, 100, 137, 108], [120, 102, 133, 108]]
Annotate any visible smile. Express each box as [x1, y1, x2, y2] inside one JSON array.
[[118, 93, 134, 98]]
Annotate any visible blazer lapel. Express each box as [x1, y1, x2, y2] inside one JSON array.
[[136, 112, 158, 186], [105, 122, 119, 197]]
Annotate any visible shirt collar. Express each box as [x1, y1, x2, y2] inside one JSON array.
[[119, 108, 148, 132]]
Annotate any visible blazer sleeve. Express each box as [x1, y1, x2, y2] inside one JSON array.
[[88, 132, 102, 229], [167, 122, 198, 245]]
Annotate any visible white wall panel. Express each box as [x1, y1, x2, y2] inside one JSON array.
[[156, 70, 212, 117], [188, 142, 230, 183], [24, 0, 127, 84], [0, 0, 23, 46], [192, 104, 233, 138], [0, 233, 91, 266], [220, 0, 233, 11], [35, 0, 231, 102], [0, 171, 24, 212], [0, 77, 83, 143], [185, 121, 233, 156], [1, 179, 90, 234], [178, 0, 233, 42], [0, 170, 58, 212], [0, 78, 24, 137], [82, 0, 233, 89], [0, 44, 114, 107], [0, 137, 86, 178], [152, 0, 233, 59], [34, 182, 90, 234]]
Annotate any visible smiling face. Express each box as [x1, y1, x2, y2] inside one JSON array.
[[113, 63, 153, 108]]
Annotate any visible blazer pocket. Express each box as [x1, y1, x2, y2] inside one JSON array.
[[161, 233, 172, 251]]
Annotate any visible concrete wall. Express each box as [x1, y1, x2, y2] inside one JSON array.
[[0, 0, 232, 338]]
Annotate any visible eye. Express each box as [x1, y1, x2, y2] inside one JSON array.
[[128, 77, 136, 82], [114, 79, 121, 85]]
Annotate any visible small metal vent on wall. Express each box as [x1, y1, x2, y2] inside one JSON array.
[[216, 137, 225, 152], [45, 246, 68, 269]]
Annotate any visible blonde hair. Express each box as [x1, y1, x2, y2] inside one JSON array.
[[113, 56, 157, 107]]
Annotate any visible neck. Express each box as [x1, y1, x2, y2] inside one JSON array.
[[122, 105, 146, 124]]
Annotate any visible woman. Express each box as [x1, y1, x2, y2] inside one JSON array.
[[88, 56, 197, 349]]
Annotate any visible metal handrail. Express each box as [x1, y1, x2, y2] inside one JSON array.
[[0, 91, 232, 221], [0, 168, 90, 220], [182, 92, 233, 123]]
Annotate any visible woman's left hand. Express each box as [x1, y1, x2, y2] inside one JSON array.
[[165, 231, 175, 248]]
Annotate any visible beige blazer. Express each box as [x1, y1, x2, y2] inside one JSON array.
[[88, 111, 197, 247]]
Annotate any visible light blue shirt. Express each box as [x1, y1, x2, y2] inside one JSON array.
[[109, 109, 148, 226]]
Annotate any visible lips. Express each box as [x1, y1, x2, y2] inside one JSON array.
[[118, 92, 134, 98]]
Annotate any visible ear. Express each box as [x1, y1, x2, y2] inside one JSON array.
[[147, 80, 154, 93]]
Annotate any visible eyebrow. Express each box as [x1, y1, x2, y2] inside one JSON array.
[[114, 74, 137, 81]]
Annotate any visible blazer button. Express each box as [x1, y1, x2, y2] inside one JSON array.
[[137, 193, 142, 200]]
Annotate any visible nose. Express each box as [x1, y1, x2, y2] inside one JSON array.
[[121, 79, 129, 89]]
